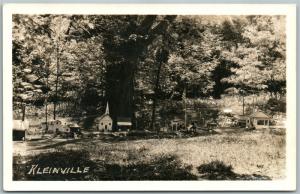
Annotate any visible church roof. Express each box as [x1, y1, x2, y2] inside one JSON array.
[[95, 102, 111, 122], [96, 114, 111, 122]]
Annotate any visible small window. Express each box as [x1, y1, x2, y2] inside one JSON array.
[[101, 123, 103, 125], [109, 123, 111, 125], [257, 120, 265, 125]]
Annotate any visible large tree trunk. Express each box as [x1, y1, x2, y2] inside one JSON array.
[[150, 48, 169, 131], [103, 16, 176, 130], [106, 60, 136, 130], [150, 61, 163, 131]]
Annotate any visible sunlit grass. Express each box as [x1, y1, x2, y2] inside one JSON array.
[[72, 131, 285, 179], [14, 130, 285, 180]]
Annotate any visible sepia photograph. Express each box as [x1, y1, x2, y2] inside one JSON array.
[[3, 4, 296, 191]]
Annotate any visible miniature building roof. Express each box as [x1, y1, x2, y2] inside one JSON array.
[[117, 117, 132, 126], [95, 114, 111, 122], [250, 111, 270, 119], [69, 123, 80, 128], [13, 120, 29, 131], [171, 116, 184, 122], [172, 119, 183, 122]]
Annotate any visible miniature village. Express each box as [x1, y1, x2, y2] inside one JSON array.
[[13, 98, 286, 141]]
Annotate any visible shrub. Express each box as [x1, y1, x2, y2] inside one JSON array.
[[197, 160, 233, 175], [264, 98, 286, 113], [100, 154, 198, 180], [197, 160, 271, 180]]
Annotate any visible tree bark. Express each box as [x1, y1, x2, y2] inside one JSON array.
[[45, 79, 49, 130], [104, 16, 176, 130], [22, 103, 26, 121], [53, 44, 60, 120], [106, 60, 136, 129], [150, 48, 169, 131], [150, 60, 163, 131]]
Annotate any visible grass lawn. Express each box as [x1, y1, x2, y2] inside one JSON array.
[[13, 129, 285, 180]]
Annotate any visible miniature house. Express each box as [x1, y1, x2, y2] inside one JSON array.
[[69, 123, 81, 134], [170, 118, 184, 131], [13, 120, 29, 141], [250, 111, 270, 129], [117, 117, 132, 131], [95, 102, 112, 132], [41, 119, 70, 133], [235, 111, 271, 129], [235, 115, 251, 128]]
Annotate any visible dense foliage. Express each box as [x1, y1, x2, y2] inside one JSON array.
[[12, 15, 286, 129]]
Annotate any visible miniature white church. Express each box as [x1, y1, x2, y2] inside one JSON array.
[[95, 102, 112, 131]]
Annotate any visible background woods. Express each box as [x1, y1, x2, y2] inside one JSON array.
[[12, 15, 286, 130]]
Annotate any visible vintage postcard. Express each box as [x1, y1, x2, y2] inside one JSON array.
[[3, 3, 296, 191]]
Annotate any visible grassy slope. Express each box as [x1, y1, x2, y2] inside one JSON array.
[[81, 132, 285, 179], [14, 131, 285, 180]]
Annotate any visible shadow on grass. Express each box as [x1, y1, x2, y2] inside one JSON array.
[[91, 130, 219, 143], [35, 138, 87, 150], [99, 155, 197, 180], [13, 150, 197, 181], [13, 150, 271, 181], [197, 160, 271, 180]]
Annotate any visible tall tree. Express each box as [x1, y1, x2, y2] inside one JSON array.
[[87, 15, 176, 129], [48, 16, 72, 119], [221, 16, 286, 113]]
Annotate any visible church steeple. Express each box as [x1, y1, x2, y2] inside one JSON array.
[[105, 102, 109, 115]]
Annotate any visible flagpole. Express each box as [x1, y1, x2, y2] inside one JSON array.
[[184, 87, 187, 130]]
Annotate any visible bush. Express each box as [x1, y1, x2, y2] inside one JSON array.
[[265, 98, 286, 113], [197, 160, 271, 180], [99, 155, 197, 180], [197, 160, 233, 176]]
